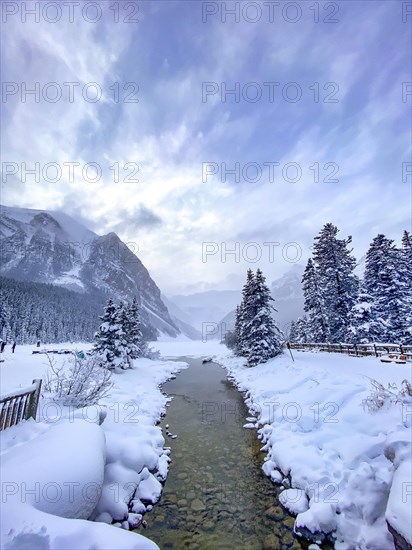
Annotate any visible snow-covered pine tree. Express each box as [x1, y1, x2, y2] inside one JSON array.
[[241, 269, 256, 323], [288, 320, 297, 342], [296, 316, 309, 343], [0, 276, 101, 344], [401, 230, 412, 267], [302, 258, 329, 342], [244, 268, 283, 367], [235, 268, 256, 356], [346, 285, 384, 343], [363, 234, 411, 344], [399, 230, 412, 341], [289, 317, 309, 343], [233, 304, 244, 356], [223, 329, 237, 350], [93, 299, 126, 370], [125, 296, 147, 359], [312, 223, 359, 343], [114, 302, 134, 369]]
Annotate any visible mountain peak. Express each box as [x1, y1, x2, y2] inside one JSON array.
[[0, 205, 182, 339]]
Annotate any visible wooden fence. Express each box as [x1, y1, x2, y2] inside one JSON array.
[[288, 342, 412, 360], [0, 379, 42, 431]]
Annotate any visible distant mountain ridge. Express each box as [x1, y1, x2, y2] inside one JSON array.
[[270, 263, 305, 333], [170, 289, 241, 331], [161, 294, 202, 340], [174, 265, 306, 339], [0, 205, 197, 339]]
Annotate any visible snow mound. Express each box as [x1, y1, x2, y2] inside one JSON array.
[[1, 420, 157, 549], [279, 488, 309, 514]]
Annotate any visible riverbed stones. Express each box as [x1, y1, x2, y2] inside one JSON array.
[[191, 499, 206, 511], [263, 534, 281, 549], [282, 530, 295, 546], [284, 516, 295, 529], [203, 520, 215, 531], [265, 505, 285, 520]]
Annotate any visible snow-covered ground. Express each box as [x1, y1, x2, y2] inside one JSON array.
[[215, 349, 412, 549], [2, 340, 410, 549], [0, 343, 188, 549]]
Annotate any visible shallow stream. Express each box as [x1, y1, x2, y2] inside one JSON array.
[[143, 357, 310, 550]]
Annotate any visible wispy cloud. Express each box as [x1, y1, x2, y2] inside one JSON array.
[[1, 0, 410, 293]]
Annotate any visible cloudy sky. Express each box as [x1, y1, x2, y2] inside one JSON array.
[[1, 0, 411, 294]]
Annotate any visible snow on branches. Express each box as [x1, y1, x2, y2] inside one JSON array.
[[227, 268, 284, 367], [93, 297, 147, 371], [290, 225, 412, 345], [44, 353, 113, 409]]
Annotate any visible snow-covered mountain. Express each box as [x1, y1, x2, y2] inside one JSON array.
[[161, 295, 202, 340], [355, 254, 366, 277], [0, 205, 183, 338], [170, 266, 305, 339], [170, 290, 241, 331], [270, 264, 305, 333]]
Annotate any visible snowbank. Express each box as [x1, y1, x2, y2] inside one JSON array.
[[1, 420, 158, 549], [217, 350, 411, 549], [91, 356, 188, 529], [385, 428, 412, 547], [0, 344, 188, 549]]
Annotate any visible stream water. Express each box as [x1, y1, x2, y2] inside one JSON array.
[[143, 357, 310, 550]]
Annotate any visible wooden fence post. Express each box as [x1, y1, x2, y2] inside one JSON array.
[[27, 379, 42, 421]]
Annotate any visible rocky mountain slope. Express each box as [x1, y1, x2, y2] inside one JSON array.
[[0, 205, 192, 339]]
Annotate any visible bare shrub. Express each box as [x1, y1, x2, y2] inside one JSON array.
[[43, 353, 114, 408], [362, 378, 412, 413]]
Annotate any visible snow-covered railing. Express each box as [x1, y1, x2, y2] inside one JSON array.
[[288, 342, 412, 359], [0, 379, 42, 431]]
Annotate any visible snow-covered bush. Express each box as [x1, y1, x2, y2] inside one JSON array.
[[362, 378, 412, 413], [145, 346, 160, 360], [44, 353, 113, 408]]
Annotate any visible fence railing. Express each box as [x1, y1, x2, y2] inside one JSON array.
[[288, 342, 412, 360], [0, 379, 42, 431]]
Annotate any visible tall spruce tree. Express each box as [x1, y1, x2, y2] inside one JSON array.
[[243, 269, 283, 366], [288, 320, 297, 342], [363, 234, 411, 343], [302, 258, 329, 342], [233, 304, 244, 356], [312, 223, 359, 342], [290, 317, 309, 343], [399, 231, 412, 341], [234, 269, 256, 356], [93, 299, 124, 370], [241, 269, 257, 329], [125, 296, 147, 359], [346, 285, 384, 343], [115, 302, 133, 369]]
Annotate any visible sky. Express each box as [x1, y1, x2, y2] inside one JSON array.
[[1, 0, 411, 295]]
